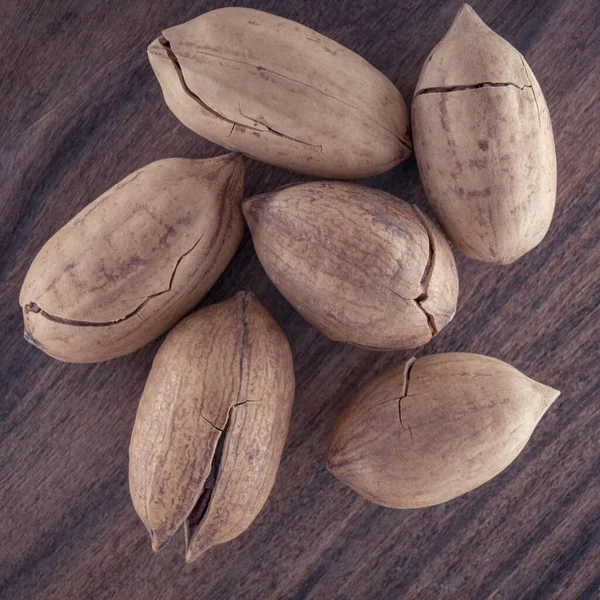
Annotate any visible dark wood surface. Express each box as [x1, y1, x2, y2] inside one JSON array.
[[1, 0, 599, 598]]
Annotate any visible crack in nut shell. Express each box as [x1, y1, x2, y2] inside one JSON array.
[[328, 352, 560, 508], [412, 4, 556, 264], [243, 181, 459, 350], [19, 154, 244, 362], [129, 292, 295, 563], [148, 7, 411, 178]]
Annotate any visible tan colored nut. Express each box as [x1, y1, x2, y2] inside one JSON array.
[[148, 7, 411, 178], [412, 5, 557, 264], [243, 182, 459, 350], [20, 154, 244, 363], [328, 353, 559, 508], [129, 292, 295, 563]]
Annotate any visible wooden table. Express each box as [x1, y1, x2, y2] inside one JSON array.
[[2, 1, 598, 598]]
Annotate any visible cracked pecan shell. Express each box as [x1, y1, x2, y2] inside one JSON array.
[[243, 182, 459, 350], [147, 7, 411, 179], [19, 154, 244, 362], [129, 292, 295, 563], [328, 353, 559, 508], [412, 5, 557, 264]]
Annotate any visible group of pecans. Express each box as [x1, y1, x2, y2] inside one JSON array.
[[20, 5, 559, 563]]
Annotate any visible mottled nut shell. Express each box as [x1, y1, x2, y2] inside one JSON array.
[[148, 7, 411, 179], [243, 182, 459, 350], [129, 292, 294, 562], [412, 5, 557, 264], [328, 353, 559, 508], [20, 154, 244, 362]]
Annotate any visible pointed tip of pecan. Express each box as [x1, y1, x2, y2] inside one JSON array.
[[451, 3, 486, 34], [184, 543, 212, 564], [148, 527, 172, 553], [184, 548, 196, 564]]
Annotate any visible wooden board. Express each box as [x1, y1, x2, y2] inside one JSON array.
[[1, 0, 598, 598]]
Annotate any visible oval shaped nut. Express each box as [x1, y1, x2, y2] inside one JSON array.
[[243, 182, 459, 350], [20, 154, 244, 363], [412, 5, 557, 264], [328, 353, 560, 508], [147, 7, 411, 179], [129, 292, 295, 563]]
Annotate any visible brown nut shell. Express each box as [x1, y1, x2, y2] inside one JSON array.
[[148, 7, 411, 179], [20, 154, 244, 362], [328, 353, 560, 508], [412, 5, 556, 264], [243, 182, 459, 350], [129, 292, 295, 562]]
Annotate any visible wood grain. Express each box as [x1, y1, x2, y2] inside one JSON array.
[[1, 0, 598, 599]]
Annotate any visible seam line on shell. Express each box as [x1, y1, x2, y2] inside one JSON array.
[[399, 357, 417, 444], [237, 105, 325, 155], [185, 294, 250, 561], [384, 207, 438, 337], [160, 37, 325, 155], [23, 232, 206, 328], [414, 81, 531, 96], [159, 36, 235, 126], [171, 43, 412, 150], [519, 54, 542, 129], [233, 293, 250, 405], [410, 206, 438, 337], [184, 411, 231, 560], [413, 208, 435, 290]]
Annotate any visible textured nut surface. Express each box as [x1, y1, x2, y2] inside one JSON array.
[[20, 154, 244, 362], [129, 292, 294, 562], [243, 182, 458, 350], [148, 7, 411, 178], [412, 4, 556, 263], [328, 353, 560, 508]]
